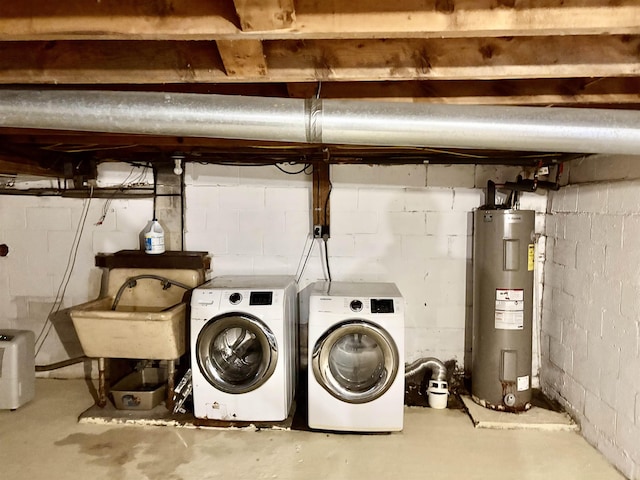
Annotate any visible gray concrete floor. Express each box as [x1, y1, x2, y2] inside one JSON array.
[[0, 379, 624, 480]]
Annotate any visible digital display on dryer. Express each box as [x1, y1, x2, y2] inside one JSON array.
[[371, 299, 394, 314], [249, 291, 273, 306]]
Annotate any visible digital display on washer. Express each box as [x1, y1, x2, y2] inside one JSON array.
[[370, 298, 394, 313], [249, 291, 273, 306]]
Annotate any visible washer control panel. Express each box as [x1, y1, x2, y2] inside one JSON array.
[[349, 300, 363, 312]]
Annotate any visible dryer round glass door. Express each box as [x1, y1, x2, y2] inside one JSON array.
[[311, 321, 399, 404], [196, 313, 278, 394]]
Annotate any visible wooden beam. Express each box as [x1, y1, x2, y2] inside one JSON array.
[[312, 160, 330, 237], [266, 35, 640, 80], [232, 0, 295, 31], [0, 0, 637, 40], [0, 36, 638, 84], [216, 40, 267, 77], [0, 153, 65, 177]]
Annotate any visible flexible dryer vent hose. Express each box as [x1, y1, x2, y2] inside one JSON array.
[[405, 357, 447, 382]]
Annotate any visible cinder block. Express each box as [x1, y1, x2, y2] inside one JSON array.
[[240, 165, 310, 186], [591, 276, 621, 317], [218, 186, 265, 210], [205, 209, 239, 234], [210, 255, 254, 275], [324, 234, 355, 257], [92, 230, 138, 254], [576, 241, 605, 275], [284, 210, 310, 235], [239, 210, 285, 235], [561, 267, 590, 306], [265, 187, 309, 211], [447, 235, 470, 260], [549, 336, 569, 371], [604, 246, 640, 284], [622, 215, 640, 251], [26, 207, 72, 231], [591, 214, 623, 247], [330, 187, 358, 211], [186, 185, 219, 212], [577, 184, 608, 214], [354, 233, 402, 259], [620, 283, 640, 319], [552, 289, 576, 325], [402, 235, 447, 260], [596, 437, 636, 480], [563, 376, 587, 415], [226, 231, 263, 255], [563, 186, 579, 213], [608, 180, 640, 215], [564, 214, 591, 242], [553, 238, 577, 268], [187, 163, 239, 186], [404, 188, 453, 212], [357, 188, 404, 212], [452, 188, 483, 211], [331, 164, 380, 185], [379, 164, 426, 187], [584, 391, 617, 440], [541, 305, 563, 341], [263, 231, 307, 257], [331, 210, 378, 235], [426, 211, 470, 236], [184, 231, 227, 254], [252, 255, 292, 275], [386, 211, 426, 235], [426, 164, 475, 188], [545, 214, 557, 238]]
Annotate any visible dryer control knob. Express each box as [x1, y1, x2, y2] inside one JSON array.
[[229, 292, 242, 305], [350, 300, 363, 312]]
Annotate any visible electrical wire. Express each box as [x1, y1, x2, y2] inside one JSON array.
[[296, 235, 316, 284], [322, 237, 332, 282], [274, 163, 312, 175], [35, 186, 93, 358]]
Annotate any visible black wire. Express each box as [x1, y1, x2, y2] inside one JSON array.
[[323, 178, 332, 225], [275, 163, 311, 175], [323, 237, 332, 282]]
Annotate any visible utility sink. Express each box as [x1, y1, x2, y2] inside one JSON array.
[[71, 267, 204, 360]]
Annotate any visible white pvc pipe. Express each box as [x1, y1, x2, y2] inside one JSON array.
[[0, 89, 638, 155]]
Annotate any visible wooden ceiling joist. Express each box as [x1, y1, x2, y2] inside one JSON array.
[[216, 40, 268, 77], [0, 35, 637, 84], [232, 0, 295, 32], [0, 0, 637, 40]]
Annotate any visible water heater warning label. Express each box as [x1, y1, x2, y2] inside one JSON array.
[[495, 289, 524, 330]]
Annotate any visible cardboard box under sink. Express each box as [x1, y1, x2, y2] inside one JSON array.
[[111, 367, 167, 410]]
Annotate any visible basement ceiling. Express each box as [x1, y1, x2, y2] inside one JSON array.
[[0, 0, 639, 178]]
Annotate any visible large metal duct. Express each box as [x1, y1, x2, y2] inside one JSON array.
[[0, 89, 639, 155]]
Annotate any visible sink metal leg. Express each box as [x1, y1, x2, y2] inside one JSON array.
[[166, 359, 176, 411], [97, 357, 108, 408]]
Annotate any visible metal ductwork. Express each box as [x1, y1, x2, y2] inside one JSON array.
[[0, 90, 639, 155], [405, 357, 447, 382]]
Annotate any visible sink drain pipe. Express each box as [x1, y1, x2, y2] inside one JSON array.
[[406, 357, 449, 409], [0, 90, 638, 155]]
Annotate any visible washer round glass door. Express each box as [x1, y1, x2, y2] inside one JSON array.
[[196, 313, 278, 394], [312, 320, 399, 404]]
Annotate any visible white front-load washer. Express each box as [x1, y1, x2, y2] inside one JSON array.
[[306, 281, 405, 432], [190, 275, 297, 421]]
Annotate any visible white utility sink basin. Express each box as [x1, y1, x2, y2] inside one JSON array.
[[71, 268, 204, 360]]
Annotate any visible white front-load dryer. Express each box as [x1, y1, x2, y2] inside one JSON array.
[[307, 281, 405, 432], [190, 275, 297, 421]]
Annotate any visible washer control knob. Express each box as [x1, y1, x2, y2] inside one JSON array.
[[350, 300, 363, 312], [229, 292, 242, 305]]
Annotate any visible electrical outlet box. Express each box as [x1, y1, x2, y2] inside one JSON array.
[[313, 225, 322, 238]]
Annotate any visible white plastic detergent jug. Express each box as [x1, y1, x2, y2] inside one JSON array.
[[144, 219, 165, 254]]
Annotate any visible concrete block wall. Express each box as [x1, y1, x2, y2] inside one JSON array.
[[543, 177, 640, 479], [0, 164, 153, 376]]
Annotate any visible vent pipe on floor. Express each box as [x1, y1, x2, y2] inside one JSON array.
[[0, 90, 639, 155], [405, 357, 447, 382]]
